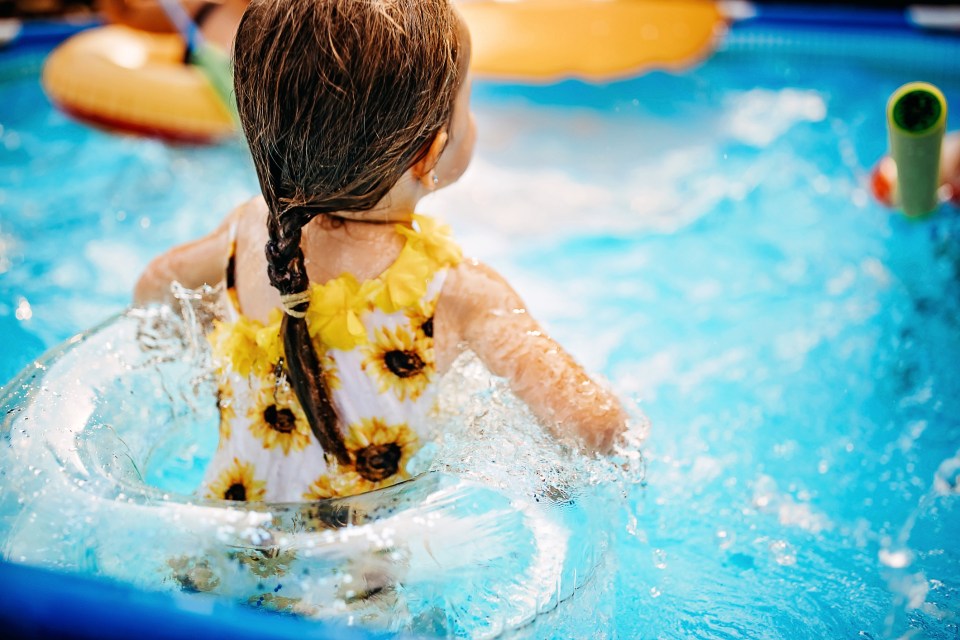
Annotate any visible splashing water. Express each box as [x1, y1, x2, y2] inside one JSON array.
[[0, 284, 646, 638]]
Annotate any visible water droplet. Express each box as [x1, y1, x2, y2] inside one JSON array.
[[879, 548, 913, 569], [716, 529, 735, 550], [15, 297, 32, 321], [649, 587, 661, 598], [769, 540, 796, 566], [653, 548, 667, 570]]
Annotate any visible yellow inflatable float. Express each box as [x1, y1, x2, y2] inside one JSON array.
[[461, 0, 726, 81], [42, 1, 725, 142], [42, 25, 235, 143]]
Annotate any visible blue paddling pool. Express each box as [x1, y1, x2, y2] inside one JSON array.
[[1, 6, 959, 639]]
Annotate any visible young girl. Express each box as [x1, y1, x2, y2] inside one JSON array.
[[135, 0, 628, 504]]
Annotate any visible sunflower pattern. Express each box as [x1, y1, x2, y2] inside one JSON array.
[[216, 377, 236, 443], [236, 547, 297, 578], [303, 419, 419, 500], [361, 325, 435, 403], [321, 349, 342, 391], [404, 294, 439, 340], [200, 214, 460, 503], [303, 466, 378, 501], [345, 418, 419, 482], [168, 555, 221, 593], [247, 377, 313, 455], [206, 457, 267, 502], [248, 592, 317, 616]]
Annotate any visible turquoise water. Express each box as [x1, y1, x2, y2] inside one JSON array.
[[2, 23, 960, 638]]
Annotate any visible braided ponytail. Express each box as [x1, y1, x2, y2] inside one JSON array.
[[264, 199, 350, 463], [233, 0, 463, 462]]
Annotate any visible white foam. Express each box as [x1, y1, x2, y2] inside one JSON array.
[[724, 89, 827, 147]]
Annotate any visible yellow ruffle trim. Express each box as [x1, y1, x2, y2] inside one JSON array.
[[209, 214, 461, 368], [208, 308, 285, 379]]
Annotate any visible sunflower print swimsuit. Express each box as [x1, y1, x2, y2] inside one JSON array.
[[200, 214, 462, 503]]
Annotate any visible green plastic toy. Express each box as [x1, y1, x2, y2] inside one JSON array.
[[188, 41, 239, 126], [887, 81, 947, 217], [157, 0, 240, 127]]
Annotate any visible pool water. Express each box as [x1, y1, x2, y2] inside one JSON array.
[[2, 17, 960, 639]]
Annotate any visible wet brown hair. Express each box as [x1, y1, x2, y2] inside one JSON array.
[[233, 0, 463, 465]]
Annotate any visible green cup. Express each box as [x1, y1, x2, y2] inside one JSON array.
[[887, 82, 947, 217]]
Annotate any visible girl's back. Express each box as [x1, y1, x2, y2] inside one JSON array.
[[203, 199, 464, 502]]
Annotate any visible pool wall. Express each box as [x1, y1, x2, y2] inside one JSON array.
[[0, 559, 390, 640]]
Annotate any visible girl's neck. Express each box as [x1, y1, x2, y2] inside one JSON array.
[[300, 209, 409, 285], [303, 211, 410, 245], [322, 171, 430, 225]]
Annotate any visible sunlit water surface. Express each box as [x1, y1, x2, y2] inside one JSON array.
[[1, 26, 960, 639]]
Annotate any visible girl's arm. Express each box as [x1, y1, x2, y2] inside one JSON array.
[[438, 260, 629, 453], [133, 203, 242, 306]]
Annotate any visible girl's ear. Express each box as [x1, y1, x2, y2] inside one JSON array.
[[412, 129, 449, 188]]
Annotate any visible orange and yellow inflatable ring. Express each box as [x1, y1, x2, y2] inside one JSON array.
[[42, 25, 235, 144]]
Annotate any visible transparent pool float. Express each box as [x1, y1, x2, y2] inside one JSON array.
[[0, 286, 638, 637]]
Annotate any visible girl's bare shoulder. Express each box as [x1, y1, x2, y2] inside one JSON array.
[[441, 259, 522, 318]]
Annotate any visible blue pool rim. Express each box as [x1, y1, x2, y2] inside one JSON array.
[[1, 4, 959, 640], [0, 559, 393, 640]]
